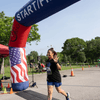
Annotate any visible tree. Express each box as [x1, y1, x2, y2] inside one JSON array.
[[63, 55, 68, 64], [77, 52, 86, 62], [57, 52, 64, 63], [40, 54, 48, 64], [27, 24, 40, 45], [95, 39, 100, 59], [0, 11, 13, 45], [95, 36, 100, 40], [67, 55, 72, 63], [27, 51, 38, 64], [4, 56, 10, 66], [62, 37, 86, 62], [85, 40, 96, 64], [85, 38, 100, 64], [0, 11, 40, 46]]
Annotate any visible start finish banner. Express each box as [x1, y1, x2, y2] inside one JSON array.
[[9, 0, 80, 91], [15, 0, 80, 26]]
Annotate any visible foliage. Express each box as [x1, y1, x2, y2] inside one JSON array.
[[61, 37, 100, 64], [26, 51, 38, 64], [27, 24, 40, 45], [40, 54, 48, 64], [84, 38, 100, 64], [63, 55, 68, 63], [67, 55, 72, 63], [0, 57, 10, 67], [77, 52, 86, 62], [95, 36, 100, 40], [0, 11, 40, 46], [0, 11, 13, 45], [62, 37, 86, 62], [4, 57, 10, 66], [57, 52, 64, 63]]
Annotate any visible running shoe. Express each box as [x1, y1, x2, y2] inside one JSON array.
[[66, 92, 70, 100]]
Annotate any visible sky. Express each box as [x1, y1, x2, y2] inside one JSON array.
[[0, 0, 100, 56]]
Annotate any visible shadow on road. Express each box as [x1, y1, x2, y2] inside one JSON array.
[[15, 90, 58, 100]]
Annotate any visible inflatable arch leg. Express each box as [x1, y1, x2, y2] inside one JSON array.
[[9, 19, 31, 91], [9, 0, 80, 91]]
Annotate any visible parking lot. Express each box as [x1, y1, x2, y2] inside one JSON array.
[[0, 67, 100, 100]]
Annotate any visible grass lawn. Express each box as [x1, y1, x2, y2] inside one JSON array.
[[61, 65, 88, 70], [0, 65, 89, 79], [0, 67, 10, 79]]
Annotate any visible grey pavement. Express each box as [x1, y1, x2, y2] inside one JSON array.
[[0, 67, 100, 100]]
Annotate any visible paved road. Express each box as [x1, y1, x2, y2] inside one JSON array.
[[0, 67, 100, 100]]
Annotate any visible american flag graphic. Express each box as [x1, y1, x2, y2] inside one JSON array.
[[9, 47, 29, 83]]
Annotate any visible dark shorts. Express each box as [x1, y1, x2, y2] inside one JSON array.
[[47, 81, 62, 87]]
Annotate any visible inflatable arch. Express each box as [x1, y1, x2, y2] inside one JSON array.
[[9, 0, 80, 91]]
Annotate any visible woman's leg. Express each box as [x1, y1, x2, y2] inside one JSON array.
[[47, 85, 54, 100], [55, 86, 67, 97]]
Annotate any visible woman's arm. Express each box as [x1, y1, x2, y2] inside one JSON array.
[[56, 63, 61, 70], [53, 55, 61, 70]]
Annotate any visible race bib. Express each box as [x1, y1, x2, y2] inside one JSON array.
[[46, 62, 52, 75]]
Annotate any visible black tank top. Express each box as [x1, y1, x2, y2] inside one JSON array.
[[46, 59, 61, 83]]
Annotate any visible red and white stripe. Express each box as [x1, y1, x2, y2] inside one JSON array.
[[10, 48, 29, 83]]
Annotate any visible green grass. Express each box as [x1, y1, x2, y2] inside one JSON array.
[[0, 66, 10, 79], [61, 65, 88, 70], [0, 65, 89, 79]]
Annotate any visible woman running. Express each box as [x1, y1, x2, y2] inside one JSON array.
[[46, 48, 70, 100]]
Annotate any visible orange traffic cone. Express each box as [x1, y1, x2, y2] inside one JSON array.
[[82, 67, 84, 71], [71, 68, 74, 77], [10, 88, 13, 94], [7, 83, 10, 88]]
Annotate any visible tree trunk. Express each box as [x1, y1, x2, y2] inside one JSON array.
[[92, 59, 94, 64]]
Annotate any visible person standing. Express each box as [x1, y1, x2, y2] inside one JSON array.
[[46, 48, 70, 100], [30, 63, 33, 72]]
